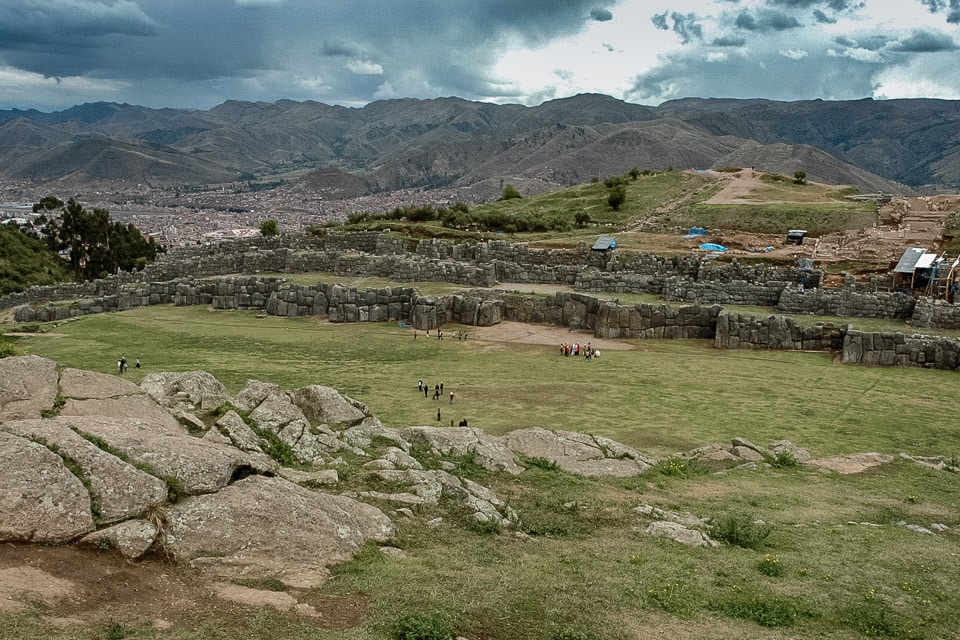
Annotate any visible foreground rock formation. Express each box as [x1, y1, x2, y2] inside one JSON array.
[[0, 355, 954, 589]]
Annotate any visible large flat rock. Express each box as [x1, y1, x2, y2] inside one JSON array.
[[140, 371, 232, 411], [164, 475, 396, 588], [61, 395, 186, 434], [0, 431, 94, 542], [60, 368, 140, 399], [291, 385, 367, 426], [0, 355, 59, 420], [400, 426, 524, 475], [61, 416, 260, 495], [2, 418, 168, 524], [505, 427, 655, 477]]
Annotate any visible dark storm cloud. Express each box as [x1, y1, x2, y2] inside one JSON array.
[[0, 0, 619, 108], [812, 10, 836, 23], [766, 0, 863, 10], [650, 11, 703, 44], [0, 0, 157, 46], [834, 34, 890, 51], [590, 7, 613, 21], [890, 29, 957, 52], [712, 35, 747, 47], [734, 9, 802, 32], [919, 0, 960, 21]]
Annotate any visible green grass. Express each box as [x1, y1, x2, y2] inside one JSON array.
[[0, 225, 72, 295], [674, 201, 877, 236], [6, 304, 960, 640], [12, 305, 960, 457]]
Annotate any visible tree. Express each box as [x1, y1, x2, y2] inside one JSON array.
[[793, 170, 807, 185], [33, 196, 162, 281], [607, 185, 626, 210], [500, 184, 521, 201], [574, 212, 592, 228], [260, 219, 279, 236], [628, 166, 641, 180]]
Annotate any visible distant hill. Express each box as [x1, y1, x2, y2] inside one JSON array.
[[4, 94, 959, 194]]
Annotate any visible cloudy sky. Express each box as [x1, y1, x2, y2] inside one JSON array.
[[1, 0, 958, 112]]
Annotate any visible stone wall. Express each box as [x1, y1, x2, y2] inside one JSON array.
[[595, 302, 718, 339], [8, 229, 960, 334], [14, 274, 960, 371], [662, 277, 789, 306], [715, 312, 846, 351], [909, 298, 960, 330], [843, 330, 960, 369], [776, 284, 915, 319]]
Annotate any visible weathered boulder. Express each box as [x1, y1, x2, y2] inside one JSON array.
[[62, 416, 262, 495], [60, 368, 140, 399], [400, 426, 524, 475], [78, 519, 158, 558], [291, 385, 367, 427], [233, 379, 284, 413], [0, 355, 58, 420], [0, 431, 94, 542], [504, 427, 655, 477], [364, 469, 518, 527], [61, 395, 185, 434], [644, 520, 719, 547], [140, 371, 232, 411], [214, 410, 263, 452], [634, 505, 708, 529], [340, 417, 410, 451], [163, 475, 396, 588], [1, 418, 168, 524], [767, 440, 812, 463], [248, 393, 309, 434]]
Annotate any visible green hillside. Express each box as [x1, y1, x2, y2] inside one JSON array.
[[0, 225, 71, 295]]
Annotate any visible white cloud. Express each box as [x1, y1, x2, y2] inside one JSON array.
[[779, 49, 808, 60], [345, 60, 384, 75]]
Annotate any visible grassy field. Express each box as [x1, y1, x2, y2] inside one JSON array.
[[6, 306, 960, 640]]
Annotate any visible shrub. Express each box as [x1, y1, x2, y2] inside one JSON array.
[[500, 184, 522, 201], [757, 554, 785, 577], [710, 513, 771, 550], [642, 579, 698, 617], [552, 626, 602, 640], [390, 611, 455, 640], [523, 455, 560, 472], [838, 595, 906, 637], [708, 593, 804, 628], [653, 458, 705, 479]]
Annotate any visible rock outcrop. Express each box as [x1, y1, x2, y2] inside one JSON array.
[[164, 475, 396, 588], [0, 355, 59, 420]]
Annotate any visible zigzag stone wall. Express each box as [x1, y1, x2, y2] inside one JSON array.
[[12, 275, 960, 371]]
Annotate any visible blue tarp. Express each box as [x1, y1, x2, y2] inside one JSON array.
[[682, 227, 707, 239], [699, 243, 727, 252]]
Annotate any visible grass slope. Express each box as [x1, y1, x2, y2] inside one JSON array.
[[6, 305, 960, 639], [0, 225, 71, 294]]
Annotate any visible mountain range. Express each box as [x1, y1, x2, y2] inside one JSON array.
[[2, 94, 959, 197]]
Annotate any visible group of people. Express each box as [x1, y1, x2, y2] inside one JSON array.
[[117, 356, 141, 373], [417, 378, 465, 425], [560, 342, 600, 360], [414, 328, 468, 342]]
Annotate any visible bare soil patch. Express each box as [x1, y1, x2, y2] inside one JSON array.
[[468, 320, 633, 351]]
